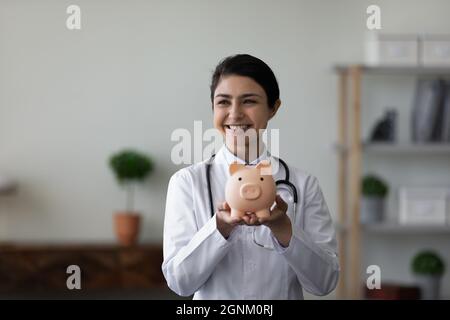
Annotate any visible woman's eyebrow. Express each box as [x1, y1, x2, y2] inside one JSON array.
[[214, 93, 262, 99], [239, 93, 261, 98], [214, 93, 232, 99]]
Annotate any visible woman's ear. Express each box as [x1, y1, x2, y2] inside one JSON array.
[[269, 99, 281, 120]]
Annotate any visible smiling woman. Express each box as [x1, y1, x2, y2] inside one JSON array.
[[211, 55, 281, 164], [162, 54, 339, 300], [213, 75, 276, 160]]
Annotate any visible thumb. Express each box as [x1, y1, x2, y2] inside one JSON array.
[[223, 202, 231, 210], [275, 195, 288, 211]]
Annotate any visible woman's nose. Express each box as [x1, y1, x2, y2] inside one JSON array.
[[229, 102, 244, 118]]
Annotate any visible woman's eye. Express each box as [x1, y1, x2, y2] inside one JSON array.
[[217, 100, 230, 105]]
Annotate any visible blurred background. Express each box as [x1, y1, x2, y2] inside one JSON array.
[[0, 0, 449, 299]]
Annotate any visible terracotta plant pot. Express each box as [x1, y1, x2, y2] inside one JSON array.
[[114, 211, 141, 246]]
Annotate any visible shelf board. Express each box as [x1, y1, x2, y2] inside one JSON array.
[[362, 223, 450, 235], [363, 143, 450, 155], [333, 142, 450, 155], [336, 223, 450, 235], [334, 64, 450, 76]]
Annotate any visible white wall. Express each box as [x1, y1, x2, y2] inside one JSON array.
[[1, 0, 450, 298]]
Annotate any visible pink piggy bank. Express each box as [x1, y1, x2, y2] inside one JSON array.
[[225, 160, 276, 219]]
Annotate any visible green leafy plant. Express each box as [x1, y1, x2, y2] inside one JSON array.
[[109, 149, 154, 212], [412, 250, 445, 276], [362, 174, 388, 197]]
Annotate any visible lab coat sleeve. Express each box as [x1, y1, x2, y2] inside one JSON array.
[[270, 175, 340, 296], [161, 169, 235, 297]]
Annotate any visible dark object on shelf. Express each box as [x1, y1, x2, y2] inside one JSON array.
[[370, 109, 397, 142], [365, 283, 421, 300], [411, 78, 447, 142], [441, 81, 450, 141]]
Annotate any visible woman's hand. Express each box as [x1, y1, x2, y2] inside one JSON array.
[[216, 196, 292, 247], [216, 202, 260, 239], [216, 202, 240, 239], [258, 195, 292, 247]]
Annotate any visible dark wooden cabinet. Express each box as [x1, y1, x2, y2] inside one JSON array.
[[0, 243, 166, 295]]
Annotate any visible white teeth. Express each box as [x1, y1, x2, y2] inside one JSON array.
[[227, 125, 250, 130]]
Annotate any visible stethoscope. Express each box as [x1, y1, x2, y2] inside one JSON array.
[[205, 153, 298, 250]]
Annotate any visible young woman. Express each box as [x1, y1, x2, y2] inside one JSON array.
[[162, 54, 339, 299]]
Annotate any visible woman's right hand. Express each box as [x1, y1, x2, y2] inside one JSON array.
[[216, 202, 239, 239]]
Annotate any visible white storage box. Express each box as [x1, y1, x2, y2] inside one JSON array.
[[365, 33, 419, 66], [421, 35, 450, 66], [399, 187, 450, 225]]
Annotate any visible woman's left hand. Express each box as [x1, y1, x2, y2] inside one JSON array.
[[258, 195, 292, 247], [242, 195, 292, 247]]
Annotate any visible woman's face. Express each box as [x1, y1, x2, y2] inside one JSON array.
[[213, 75, 280, 146]]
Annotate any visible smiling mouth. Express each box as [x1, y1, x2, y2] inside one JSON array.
[[224, 124, 252, 132]]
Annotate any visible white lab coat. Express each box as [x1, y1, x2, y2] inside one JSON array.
[[162, 145, 339, 299]]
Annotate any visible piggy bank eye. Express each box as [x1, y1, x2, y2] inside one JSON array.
[[260, 177, 264, 181], [238, 177, 242, 181]]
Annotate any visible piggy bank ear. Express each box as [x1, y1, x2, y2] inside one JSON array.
[[229, 162, 245, 175], [256, 160, 272, 175]]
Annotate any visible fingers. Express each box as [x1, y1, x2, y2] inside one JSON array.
[[218, 205, 264, 226], [248, 214, 258, 225], [218, 202, 230, 211], [241, 215, 251, 224]]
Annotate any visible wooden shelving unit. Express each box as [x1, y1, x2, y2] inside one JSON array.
[[334, 64, 450, 300]]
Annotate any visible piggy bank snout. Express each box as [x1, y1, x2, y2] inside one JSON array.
[[239, 183, 262, 200]]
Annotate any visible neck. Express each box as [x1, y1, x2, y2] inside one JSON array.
[[226, 140, 265, 164]]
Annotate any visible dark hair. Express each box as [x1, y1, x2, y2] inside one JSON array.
[[210, 54, 280, 109]]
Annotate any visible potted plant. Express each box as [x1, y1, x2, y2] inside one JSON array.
[[109, 149, 154, 246], [411, 250, 445, 300], [361, 174, 388, 224]]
